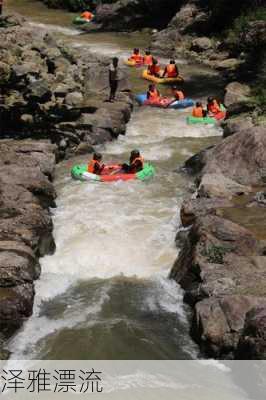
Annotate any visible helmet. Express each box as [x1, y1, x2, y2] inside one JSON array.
[[207, 96, 214, 103], [93, 152, 102, 161], [131, 149, 140, 158]]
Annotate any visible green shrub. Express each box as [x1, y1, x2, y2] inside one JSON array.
[[202, 245, 230, 264]]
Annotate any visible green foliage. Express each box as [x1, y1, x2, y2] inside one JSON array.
[[202, 245, 230, 264], [226, 6, 266, 45]]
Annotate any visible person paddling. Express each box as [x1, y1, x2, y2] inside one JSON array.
[[121, 150, 144, 174], [81, 10, 94, 21], [87, 153, 105, 175], [143, 50, 153, 66], [192, 102, 207, 118], [147, 84, 160, 102], [129, 48, 143, 65], [147, 58, 161, 77], [207, 97, 221, 115], [162, 60, 179, 78], [167, 86, 185, 107]]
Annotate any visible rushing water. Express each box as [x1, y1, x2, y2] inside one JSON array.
[[6, 0, 223, 361]]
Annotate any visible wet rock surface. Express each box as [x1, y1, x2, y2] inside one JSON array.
[[0, 14, 133, 358], [0, 140, 56, 349], [0, 15, 133, 160], [171, 123, 266, 359]]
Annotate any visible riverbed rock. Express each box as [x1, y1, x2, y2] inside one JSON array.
[[0, 18, 132, 156], [198, 173, 251, 199], [0, 140, 56, 337], [180, 197, 233, 228], [222, 115, 254, 138], [191, 37, 213, 52], [237, 305, 266, 359], [170, 210, 266, 357], [224, 81, 252, 108], [185, 126, 266, 187]]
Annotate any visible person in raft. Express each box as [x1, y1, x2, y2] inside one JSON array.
[[143, 50, 153, 66], [147, 58, 161, 77], [192, 102, 207, 118], [81, 10, 94, 21], [207, 97, 221, 115], [129, 48, 143, 64], [121, 150, 144, 174], [162, 60, 179, 78], [147, 84, 160, 102], [109, 57, 119, 102], [87, 153, 105, 175]]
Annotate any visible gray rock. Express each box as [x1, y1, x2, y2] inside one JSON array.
[[64, 91, 84, 107], [191, 37, 213, 52], [224, 82, 251, 107]]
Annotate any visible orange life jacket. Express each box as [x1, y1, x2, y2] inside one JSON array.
[[166, 64, 178, 78], [149, 65, 161, 75], [131, 156, 144, 170], [192, 106, 204, 118], [131, 54, 143, 64], [143, 55, 153, 65], [82, 11, 93, 20], [208, 100, 221, 115], [148, 88, 160, 101], [174, 90, 185, 100], [88, 159, 101, 174]]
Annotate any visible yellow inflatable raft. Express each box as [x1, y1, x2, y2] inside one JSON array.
[[142, 69, 184, 84]]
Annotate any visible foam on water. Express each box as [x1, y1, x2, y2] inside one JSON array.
[[28, 21, 80, 36]]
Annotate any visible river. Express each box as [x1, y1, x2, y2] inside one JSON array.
[[6, 0, 224, 361]]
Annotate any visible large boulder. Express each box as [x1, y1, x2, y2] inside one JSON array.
[[170, 211, 266, 357], [237, 305, 266, 359], [191, 37, 213, 53], [0, 140, 56, 337], [224, 81, 252, 108]]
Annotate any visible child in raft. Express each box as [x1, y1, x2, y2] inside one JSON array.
[[192, 102, 207, 118], [129, 48, 143, 65], [162, 60, 179, 78], [147, 58, 161, 77], [87, 153, 105, 175]]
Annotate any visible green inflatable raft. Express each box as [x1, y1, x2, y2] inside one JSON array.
[[187, 116, 216, 125], [71, 163, 155, 183], [73, 16, 92, 25]]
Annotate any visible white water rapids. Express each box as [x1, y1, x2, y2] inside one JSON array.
[[6, 0, 224, 361]]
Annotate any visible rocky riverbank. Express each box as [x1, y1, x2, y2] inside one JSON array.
[[170, 83, 266, 359], [0, 14, 133, 358], [0, 14, 133, 160]]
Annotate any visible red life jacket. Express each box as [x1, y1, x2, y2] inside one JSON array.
[[208, 100, 221, 115], [88, 159, 101, 174], [131, 54, 143, 64], [148, 88, 160, 101], [81, 11, 93, 20], [166, 64, 178, 78]]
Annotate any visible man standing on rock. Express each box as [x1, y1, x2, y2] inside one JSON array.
[[109, 57, 119, 102]]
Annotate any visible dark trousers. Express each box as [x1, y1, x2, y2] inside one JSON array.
[[0, 5, 2, 15], [109, 80, 118, 100]]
